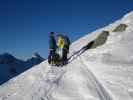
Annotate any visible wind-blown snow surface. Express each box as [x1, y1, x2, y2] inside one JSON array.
[[0, 11, 133, 100]]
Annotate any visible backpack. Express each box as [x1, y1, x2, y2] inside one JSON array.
[[64, 36, 70, 46], [57, 36, 65, 49]]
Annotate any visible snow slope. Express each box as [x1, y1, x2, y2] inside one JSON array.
[[0, 11, 133, 100]]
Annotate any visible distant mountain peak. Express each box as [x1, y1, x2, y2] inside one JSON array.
[[32, 52, 42, 58], [26, 52, 45, 66], [0, 53, 16, 64], [30, 52, 44, 61]]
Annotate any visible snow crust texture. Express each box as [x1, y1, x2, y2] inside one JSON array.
[[0, 11, 133, 100]]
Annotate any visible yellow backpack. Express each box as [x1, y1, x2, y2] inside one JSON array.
[[57, 36, 64, 49]]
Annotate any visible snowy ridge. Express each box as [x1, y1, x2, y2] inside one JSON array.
[[0, 11, 133, 100]]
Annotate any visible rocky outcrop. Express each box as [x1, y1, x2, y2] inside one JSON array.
[[113, 24, 128, 32], [91, 31, 110, 48]]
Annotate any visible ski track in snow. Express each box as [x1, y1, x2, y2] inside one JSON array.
[[33, 66, 66, 100], [69, 49, 113, 100], [79, 56, 113, 100]]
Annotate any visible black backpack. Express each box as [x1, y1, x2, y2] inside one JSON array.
[[64, 36, 70, 46]]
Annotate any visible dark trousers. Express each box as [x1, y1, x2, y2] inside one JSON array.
[[48, 49, 55, 64], [62, 49, 68, 65]]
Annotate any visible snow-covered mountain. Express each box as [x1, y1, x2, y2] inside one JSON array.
[[26, 52, 45, 66], [0, 53, 44, 85], [0, 11, 133, 100]]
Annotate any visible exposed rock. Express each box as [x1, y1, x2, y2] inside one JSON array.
[[113, 24, 128, 32], [91, 30, 109, 48]]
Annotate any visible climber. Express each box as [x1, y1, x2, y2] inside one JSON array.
[[57, 34, 65, 65], [64, 34, 71, 53], [62, 34, 71, 64], [48, 32, 57, 65]]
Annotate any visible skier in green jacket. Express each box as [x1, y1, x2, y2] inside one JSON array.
[[48, 32, 57, 65]]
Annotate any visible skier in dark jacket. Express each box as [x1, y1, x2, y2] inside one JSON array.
[[48, 32, 57, 65], [62, 34, 71, 65], [64, 35, 70, 53]]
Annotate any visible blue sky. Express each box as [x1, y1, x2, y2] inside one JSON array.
[[0, 0, 133, 59]]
